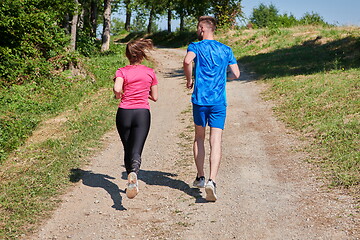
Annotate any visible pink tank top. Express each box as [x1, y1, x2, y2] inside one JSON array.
[[115, 65, 158, 109]]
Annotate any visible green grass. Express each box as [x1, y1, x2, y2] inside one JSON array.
[[0, 41, 127, 239], [0, 75, 81, 163], [220, 25, 360, 187], [269, 70, 359, 187]]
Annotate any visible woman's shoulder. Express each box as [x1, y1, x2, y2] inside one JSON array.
[[119, 65, 132, 70], [139, 64, 154, 70], [139, 65, 156, 74], [116, 65, 127, 73], [118, 65, 155, 74]]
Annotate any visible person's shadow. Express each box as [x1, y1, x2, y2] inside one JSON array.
[[121, 169, 206, 203], [69, 169, 126, 210]]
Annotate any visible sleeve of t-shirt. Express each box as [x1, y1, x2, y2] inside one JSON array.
[[187, 42, 197, 55], [115, 68, 125, 79], [151, 69, 158, 86], [228, 48, 237, 65]]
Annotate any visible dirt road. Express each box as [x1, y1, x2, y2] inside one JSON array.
[[29, 48, 359, 239]]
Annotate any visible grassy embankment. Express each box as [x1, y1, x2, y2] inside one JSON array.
[[217, 25, 359, 189], [0, 43, 127, 238]]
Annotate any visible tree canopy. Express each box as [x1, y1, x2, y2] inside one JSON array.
[[0, 0, 330, 86]]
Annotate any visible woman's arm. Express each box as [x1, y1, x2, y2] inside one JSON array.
[[113, 77, 124, 99], [149, 84, 158, 102]]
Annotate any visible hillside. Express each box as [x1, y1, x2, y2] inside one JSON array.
[[217, 25, 360, 189]]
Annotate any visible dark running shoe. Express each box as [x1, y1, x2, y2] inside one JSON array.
[[193, 176, 206, 188]]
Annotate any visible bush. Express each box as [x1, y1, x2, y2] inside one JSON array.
[[300, 12, 329, 26], [249, 3, 329, 28], [0, 0, 74, 85], [76, 31, 100, 57], [111, 18, 128, 36], [250, 3, 279, 28], [277, 13, 298, 27]]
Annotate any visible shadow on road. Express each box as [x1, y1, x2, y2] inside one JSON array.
[[121, 169, 206, 202], [163, 68, 184, 78], [69, 169, 126, 211]]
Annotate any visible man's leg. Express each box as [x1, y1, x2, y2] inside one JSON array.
[[204, 127, 222, 201], [193, 124, 206, 178], [208, 127, 223, 182]]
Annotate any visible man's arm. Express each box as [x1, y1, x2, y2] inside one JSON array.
[[227, 63, 240, 80], [183, 51, 196, 89]]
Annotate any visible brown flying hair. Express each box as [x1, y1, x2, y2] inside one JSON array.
[[126, 38, 154, 64], [198, 16, 217, 31]]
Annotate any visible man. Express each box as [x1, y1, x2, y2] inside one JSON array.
[[183, 16, 240, 202]]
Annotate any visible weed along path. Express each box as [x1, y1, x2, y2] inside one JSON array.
[[29, 48, 358, 240]]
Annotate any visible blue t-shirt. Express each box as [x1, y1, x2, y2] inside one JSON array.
[[187, 39, 237, 106]]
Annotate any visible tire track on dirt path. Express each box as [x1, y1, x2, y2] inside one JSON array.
[[29, 48, 359, 240]]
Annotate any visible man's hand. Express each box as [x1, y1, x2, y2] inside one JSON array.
[[186, 79, 194, 89]]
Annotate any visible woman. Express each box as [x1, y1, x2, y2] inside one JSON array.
[[113, 38, 158, 199]]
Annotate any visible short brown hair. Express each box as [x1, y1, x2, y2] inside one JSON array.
[[198, 16, 217, 31], [125, 38, 154, 64]]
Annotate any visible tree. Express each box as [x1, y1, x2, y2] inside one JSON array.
[[145, 0, 165, 33], [147, 4, 155, 33], [173, 0, 188, 31], [77, 0, 101, 38], [250, 3, 279, 28], [173, 0, 210, 31], [70, 0, 80, 51], [167, 1, 172, 32], [90, 0, 99, 37], [249, 3, 328, 28], [101, 0, 111, 51], [131, 6, 148, 31], [124, 0, 132, 31], [210, 0, 242, 28]]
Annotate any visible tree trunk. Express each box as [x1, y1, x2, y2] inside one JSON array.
[[179, 14, 184, 32], [90, 0, 98, 38], [63, 14, 70, 35], [70, 0, 79, 51], [124, 0, 131, 31], [78, 8, 84, 30], [101, 0, 111, 52], [147, 6, 154, 33], [167, 8, 171, 32]]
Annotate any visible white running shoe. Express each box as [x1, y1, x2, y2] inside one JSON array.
[[126, 172, 139, 199], [193, 176, 206, 188], [205, 180, 217, 202]]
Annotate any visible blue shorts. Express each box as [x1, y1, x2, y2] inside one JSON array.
[[193, 104, 227, 129]]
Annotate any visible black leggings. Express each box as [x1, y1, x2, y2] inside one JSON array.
[[116, 108, 150, 174]]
